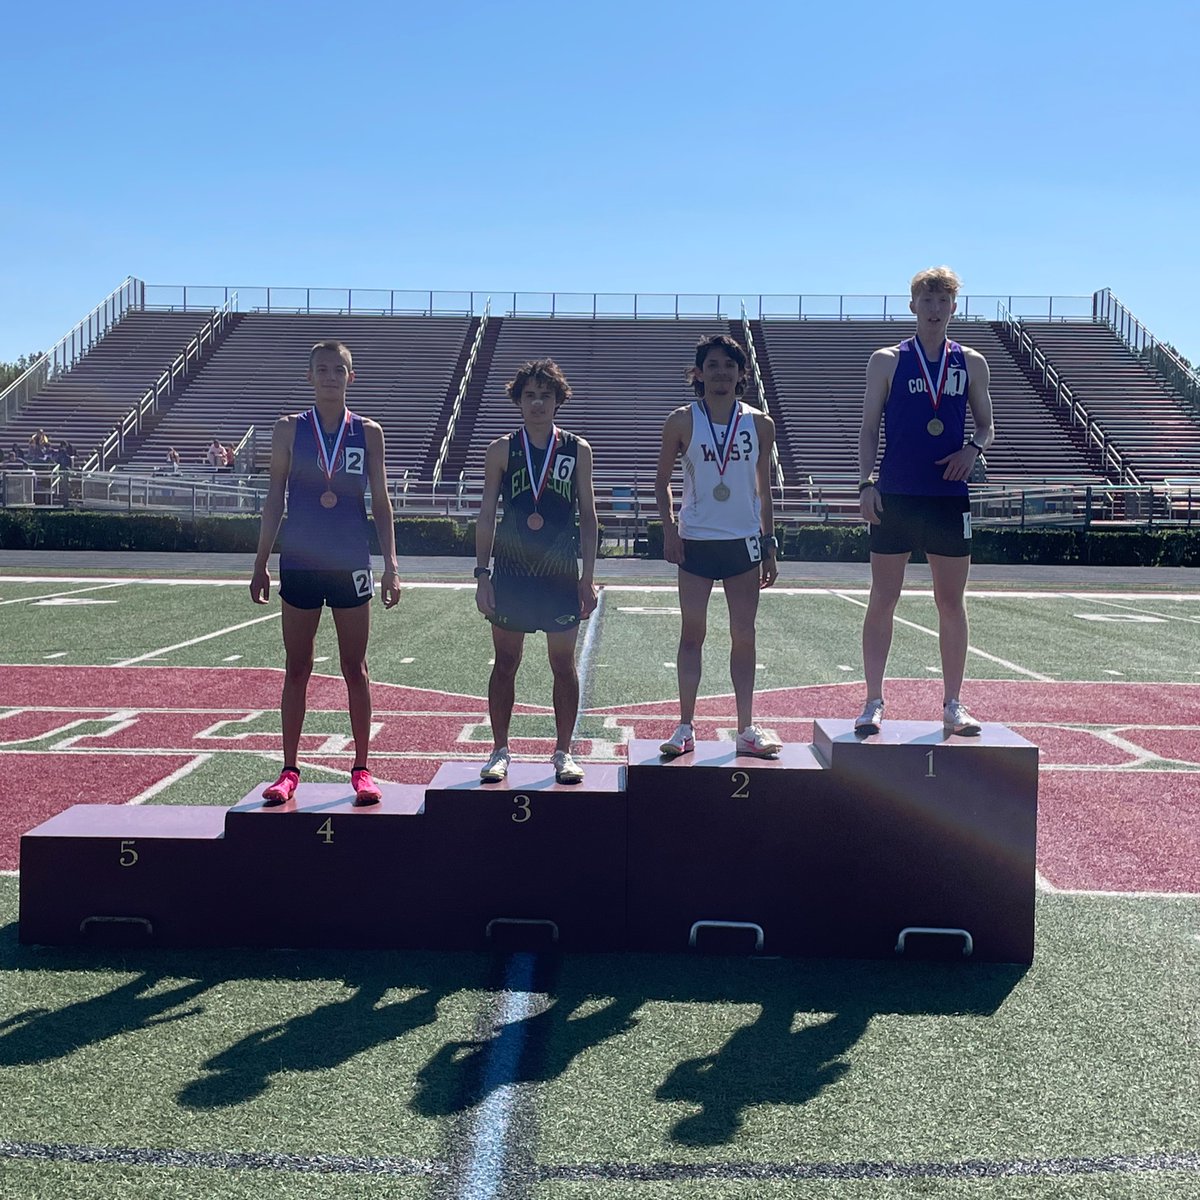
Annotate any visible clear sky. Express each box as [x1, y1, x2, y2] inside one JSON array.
[[2, 0, 1197, 364]]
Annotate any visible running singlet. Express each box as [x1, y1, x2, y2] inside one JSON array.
[[678, 400, 761, 540], [878, 338, 971, 497], [493, 429, 581, 579], [279, 409, 372, 571]]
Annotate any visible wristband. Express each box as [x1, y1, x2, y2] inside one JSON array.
[[967, 439, 984, 454], [857, 480, 877, 494], [473, 566, 491, 579]]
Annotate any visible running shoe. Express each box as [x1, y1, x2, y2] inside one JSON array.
[[480, 747, 511, 783], [350, 768, 383, 806], [854, 698, 885, 736], [659, 723, 695, 758], [735, 726, 783, 758], [552, 750, 585, 784], [262, 768, 299, 805], [943, 699, 982, 736]]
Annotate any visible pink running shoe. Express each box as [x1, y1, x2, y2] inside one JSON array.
[[262, 768, 299, 805], [351, 768, 383, 806]]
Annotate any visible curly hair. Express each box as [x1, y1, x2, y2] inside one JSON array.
[[687, 334, 748, 398], [505, 358, 573, 408]]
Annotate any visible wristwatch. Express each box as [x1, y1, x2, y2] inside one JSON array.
[[473, 566, 491, 579], [762, 535, 779, 554]]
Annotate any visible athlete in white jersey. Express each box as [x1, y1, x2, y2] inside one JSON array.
[[655, 334, 782, 759]]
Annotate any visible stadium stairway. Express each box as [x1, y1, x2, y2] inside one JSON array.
[[122, 313, 473, 478], [745, 319, 799, 482], [1018, 322, 1200, 484], [756, 320, 1107, 485], [430, 315, 503, 482], [1, 311, 218, 462]]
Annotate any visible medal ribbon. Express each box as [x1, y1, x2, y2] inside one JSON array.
[[699, 400, 742, 478], [912, 339, 950, 415], [310, 407, 351, 491], [520, 425, 559, 509]]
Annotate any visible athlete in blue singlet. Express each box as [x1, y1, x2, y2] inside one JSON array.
[[250, 340, 401, 806], [854, 267, 995, 737]]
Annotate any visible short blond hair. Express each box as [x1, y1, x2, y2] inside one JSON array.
[[910, 266, 962, 299]]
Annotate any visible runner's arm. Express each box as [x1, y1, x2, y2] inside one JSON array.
[[250, 417, 293, 603], [365, 420, 400, 606]]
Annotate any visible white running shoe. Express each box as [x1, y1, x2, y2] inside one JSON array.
[[552, 750, 585, 784], [854, 698, 885, 736], [659, 723, 695, 758], [943, 699, 982, 736], [480, 746, 511, 782], [735, 725, 783, 758]]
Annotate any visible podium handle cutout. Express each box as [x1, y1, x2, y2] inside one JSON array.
[[895, 926, 974, 956], [79, 916, 154, 935], [689, 920, 765, 952], [485, 917, 560, 942]]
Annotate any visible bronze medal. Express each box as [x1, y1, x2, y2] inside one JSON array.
[[927, 418, 944, 436], [320, 490, 338, 509], [713, 482, 731, 501], [526, 512, 544, 531]]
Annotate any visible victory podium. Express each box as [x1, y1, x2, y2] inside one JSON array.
[[19, 720, 1038, 961]]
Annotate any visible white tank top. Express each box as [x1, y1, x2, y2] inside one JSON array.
[[678, 400, 762, 540]]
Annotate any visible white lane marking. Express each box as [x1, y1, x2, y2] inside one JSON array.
[[1070, 594, 1200, 625], [52, 710, 140, 749], [830, 591, 1056, 682], [401, 657, 415, 664], [112, 612, 281, 666], [462, 952, 541, 1200], [43, 652, 68, 659], [223, 655, 243, 662], [0, 582, 131, 606], [1076, 613, 1166, 623], [124, 754, 213, 804]]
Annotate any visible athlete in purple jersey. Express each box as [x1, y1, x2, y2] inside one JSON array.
[[250, 340, 401, 806], [855, 267, 995, 737]]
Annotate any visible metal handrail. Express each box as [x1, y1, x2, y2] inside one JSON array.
[[431, 298, 490, 488], [0, 276, 144, 424], [81, 294, 237, 473], [1093, 288, 1200, 412], [740, 301, 784, 489], [998, 304, 1138, 486], [141, 283, 1093, 323]]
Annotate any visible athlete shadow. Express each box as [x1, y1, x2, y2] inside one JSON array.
[[657, 1003, 871, 1145], [412, 983, 640, 1117], [178, 978, 439, 1109], [0, 970, 208, 1066]]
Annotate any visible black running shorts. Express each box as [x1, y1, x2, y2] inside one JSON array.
[[679, 535, 762, 581], [280, 567, 374, 610], [869, 494, 972, 558], [488, 573, 581, 633]]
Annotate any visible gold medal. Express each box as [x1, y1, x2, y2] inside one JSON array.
[[927, 418, 944, 436], [320, 490, 338, 509], [713, 482, 731, 501], [526, 512, 544, 531]]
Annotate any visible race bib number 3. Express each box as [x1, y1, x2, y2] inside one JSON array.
[[745, 534, 762, 563]]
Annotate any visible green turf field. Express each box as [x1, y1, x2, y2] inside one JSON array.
[[1, 568, 1198, 1198]]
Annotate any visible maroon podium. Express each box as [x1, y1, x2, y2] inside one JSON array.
[[19, 722, 1038, 961]]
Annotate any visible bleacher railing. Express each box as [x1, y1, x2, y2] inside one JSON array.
[[999, 304, 1138, 486], [431, 299, 490, 489], [142, 285, 1092, 323], [81, 294, 237, 473], [1093, 288, 1200, 412], [740, 302, 784, 489], [0, 276, 144, 424]]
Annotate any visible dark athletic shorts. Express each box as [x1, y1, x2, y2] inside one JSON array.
[[680, 536, 762, 581], [280, 567, 374, 610], [489, 573, 581, 634], [869, 494, 972, 558]]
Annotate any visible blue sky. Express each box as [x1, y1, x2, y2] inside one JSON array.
[[2, 0, 1197, 363]]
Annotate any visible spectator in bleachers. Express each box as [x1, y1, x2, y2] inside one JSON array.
[[249, 339, 401, 809], [166, 447, 181, 472], [854, 265, 995, 739], [29, 428, 50, 456], [53, 442, 73, 470], [206, 438, 224, 468], [656, 334, 782, 761], [7, 443, 27, 466], [222, 443, 236, 470]]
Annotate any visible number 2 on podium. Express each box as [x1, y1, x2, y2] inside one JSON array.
[[731, 771, 750, 799]]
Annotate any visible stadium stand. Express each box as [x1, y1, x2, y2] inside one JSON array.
[[1020, 321, 1200, 484], [123, 313, 473, 477], [1, 311, 216, 463], [756, 319, 1108, 484], [439, 317, 765, 488]]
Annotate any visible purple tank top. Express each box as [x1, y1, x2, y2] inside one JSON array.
[[878, 338, 970, 497]]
